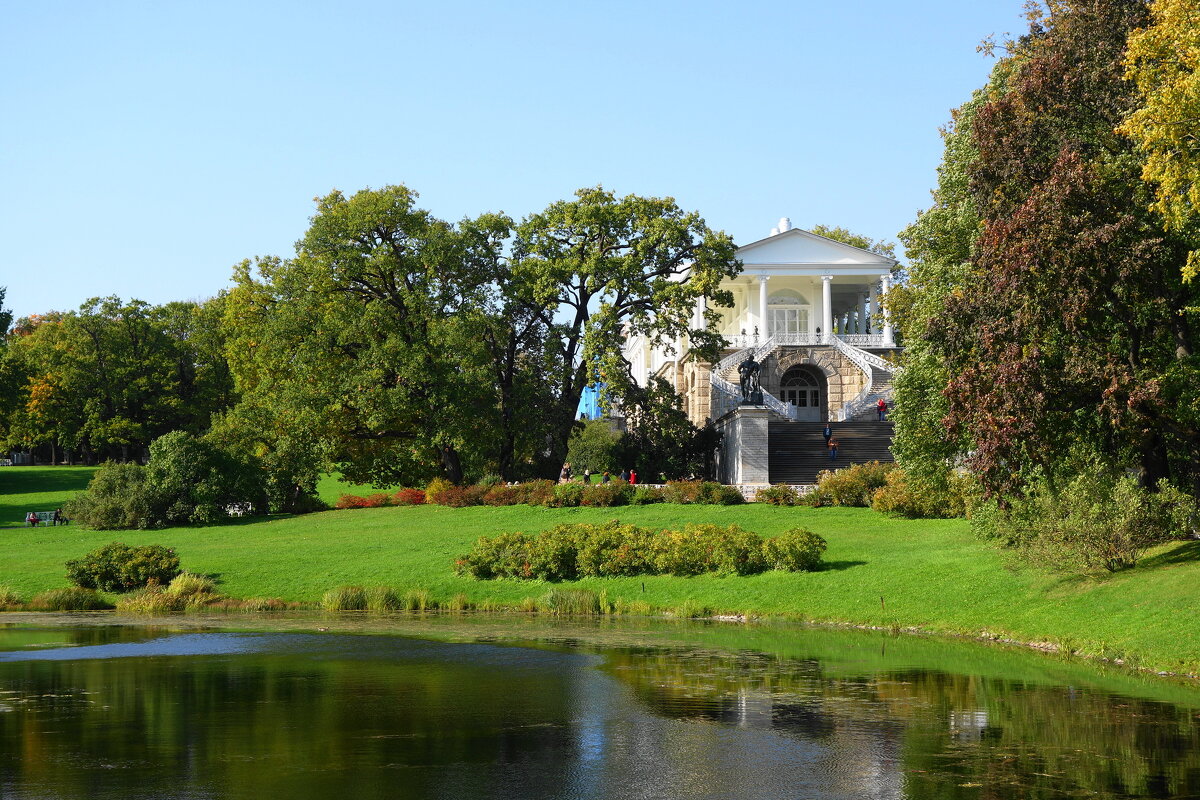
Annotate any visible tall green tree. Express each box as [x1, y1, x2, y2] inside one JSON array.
[[511, 186, 739, 468], [223, 185, 739, 488], [1, 297, 234, 463]]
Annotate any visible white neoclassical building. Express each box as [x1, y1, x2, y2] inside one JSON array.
[[623, 219, 901, 484]]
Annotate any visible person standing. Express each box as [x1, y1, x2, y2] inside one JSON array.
[[582, 468, 591, 484], [876, 397, 887, 421], [822, 422, 833, 447], [620, 468, 630, 482], [828, 436, 839, 461], [601, 471, 611, 484], [629, 468, 638, 486]]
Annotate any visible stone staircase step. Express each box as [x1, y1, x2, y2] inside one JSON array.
[[767, 421, 895, 484]]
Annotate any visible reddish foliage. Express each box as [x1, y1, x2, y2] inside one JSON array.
[[393, 488, 426, 505], [335, 494, 370, 509]]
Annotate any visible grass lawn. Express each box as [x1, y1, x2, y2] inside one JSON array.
[[2, 466, 1199, 673]]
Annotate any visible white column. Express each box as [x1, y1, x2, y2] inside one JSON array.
[[881, 274, 895, 346], [868, 282, 879, 333], [693, 296, 706, 329], [821, 275, 833, 344], [859, 293, 869, 334], [758, 275, 769, 339]]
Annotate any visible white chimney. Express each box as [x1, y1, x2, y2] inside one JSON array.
[[779, 216, 792, 232]]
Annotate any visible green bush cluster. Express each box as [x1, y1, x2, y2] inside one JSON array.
[[65, 542, 182, 592], [395, 478, 742, 509], [809, 461, 896, 507], [65, 430, 268, 529], [973, 471, 1195, 573], [454, 521, 827, 580], [870, 469, 978, 518], [756, 484, 800, 505]]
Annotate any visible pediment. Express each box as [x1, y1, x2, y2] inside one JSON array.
[[736, 228, 895, 269]]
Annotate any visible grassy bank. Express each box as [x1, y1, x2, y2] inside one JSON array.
[[2, 467, 1199, 673]]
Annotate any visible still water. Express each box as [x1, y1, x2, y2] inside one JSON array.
[[1, 615, 1199, 799]]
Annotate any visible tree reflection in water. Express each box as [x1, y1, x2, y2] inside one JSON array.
[[0, 625, 1198, 799]]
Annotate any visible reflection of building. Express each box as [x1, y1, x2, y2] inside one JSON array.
[[622, 219, 902, 485]]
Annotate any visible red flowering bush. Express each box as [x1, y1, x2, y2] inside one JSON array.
[[393, 488, 426, 505], [335, 494, 371, 509]]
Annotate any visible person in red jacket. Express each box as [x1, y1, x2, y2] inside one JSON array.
[[629, 469, 638, 486]]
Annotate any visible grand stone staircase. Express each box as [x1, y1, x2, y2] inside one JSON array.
[[767, 421, 895, 484]]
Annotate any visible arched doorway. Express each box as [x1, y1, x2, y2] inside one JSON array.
[[778, 366, 823, 421]]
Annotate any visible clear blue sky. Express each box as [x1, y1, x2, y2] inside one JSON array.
[[1, 0, 1027, 321]]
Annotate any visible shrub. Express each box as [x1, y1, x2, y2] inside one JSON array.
[[653, 524, 766, 576], [393, 488, 426, 506], [455, 531, 537, 579], [0, 586, 22, 608], [699, 482, 744, 505], [335, 494, 371, 509], [365, 586, 402, 611], [756, 484, 799, 506], [527, 524, 583, 580], [520, 479, 557, 506], [29, 587, 113, 611], [63, 462, 152, 530], [482, 484, 522, 506], [363, 493, 395, 508], [629, 485, 665, 505], [425, 477, 455, 505], [663, 480, 704, 504], [811, 461, 895, 507], [973, 472, 1191, 573], [458, 521, 791, 580], [64, 432, 267, 529], [762, 528, 827, 571], [476, 473, 504, 488], [322, 585, 367, 610], [548, 482, 584, 507], [573, 522, 657, 577], [580, 482, 630, 507], [431, 485, 485, 507], [871, 468, 978, 518], [65, 542, 181, 592]]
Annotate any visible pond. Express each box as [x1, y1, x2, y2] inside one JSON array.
[[1, 613, 1198, 799]]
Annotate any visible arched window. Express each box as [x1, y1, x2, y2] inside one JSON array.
[[779, 367, 821, 409], [768, 290, 811, 336]]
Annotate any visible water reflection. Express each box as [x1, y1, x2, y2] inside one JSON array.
[[0, 623, 1198, 799]]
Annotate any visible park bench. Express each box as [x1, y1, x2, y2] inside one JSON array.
[[0, 459, 11, 467], [22, 511, 64, 527], [224, 502, 253, 517]]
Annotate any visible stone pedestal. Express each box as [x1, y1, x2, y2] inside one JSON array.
[[716, 406, 770, 485]]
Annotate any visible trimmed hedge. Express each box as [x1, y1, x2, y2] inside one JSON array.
[[454, 520, 826, 580]]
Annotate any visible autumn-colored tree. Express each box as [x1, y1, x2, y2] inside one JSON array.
[[1120, 0, 1200, 283], [923, 0, 1200, 496]]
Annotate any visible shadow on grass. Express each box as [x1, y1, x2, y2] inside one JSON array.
[[1137, 539, 1200, 570], [0, 467, 95, 495], [821, 560, 867, 572]]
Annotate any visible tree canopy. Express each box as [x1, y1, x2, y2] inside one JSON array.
[[896, 0, 1200, 499]]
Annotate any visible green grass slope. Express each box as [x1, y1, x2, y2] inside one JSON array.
[[1, 467, 1198, 673]]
